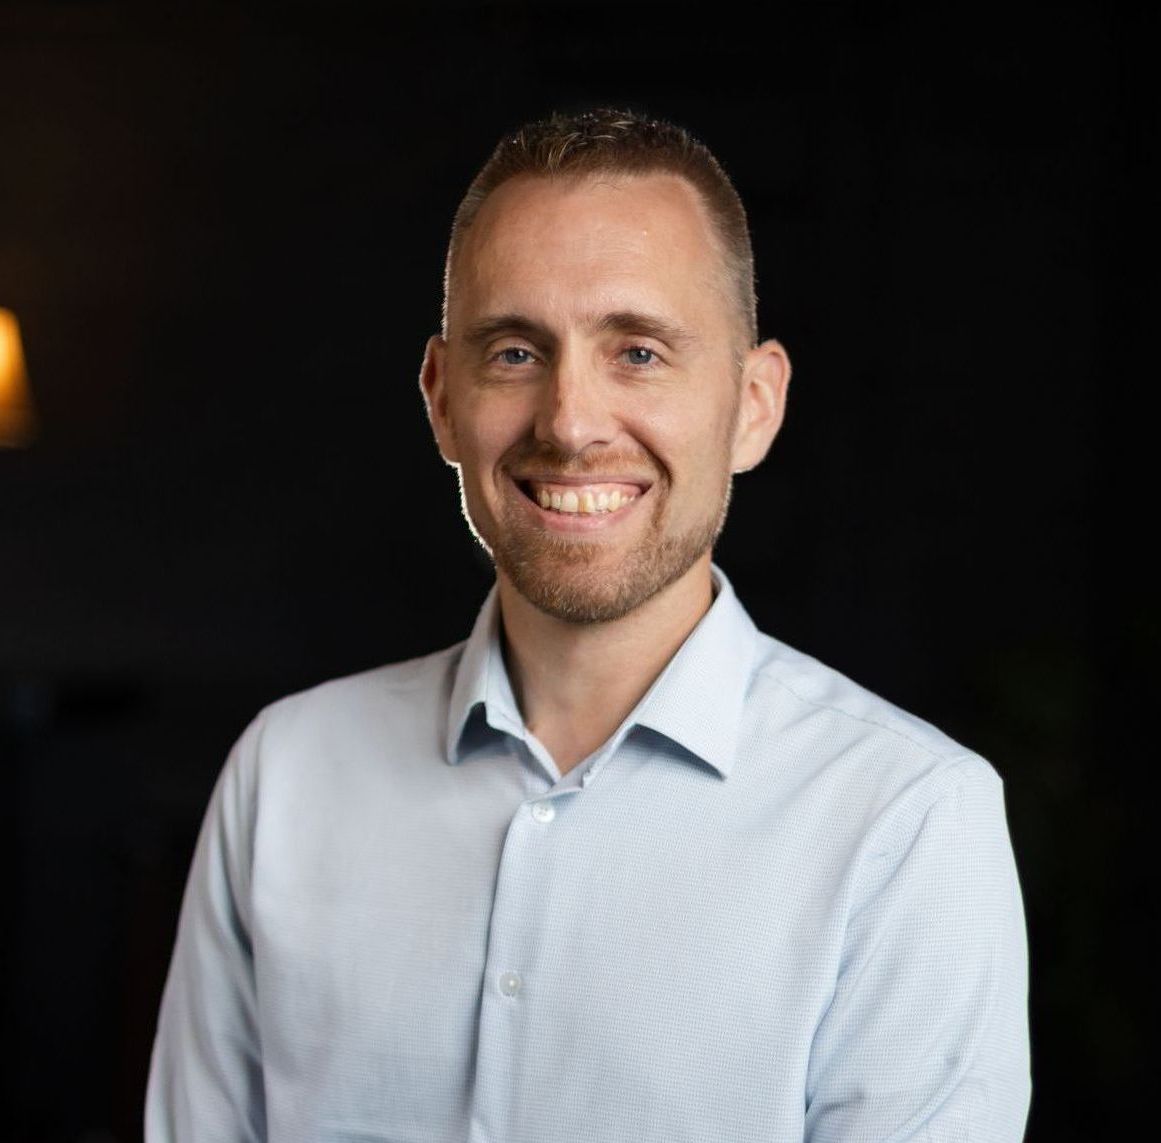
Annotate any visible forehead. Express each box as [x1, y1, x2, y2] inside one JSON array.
[[450, 172, 731, 330]]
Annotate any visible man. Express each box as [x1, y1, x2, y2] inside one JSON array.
[[147, 109, 1030, 1141]]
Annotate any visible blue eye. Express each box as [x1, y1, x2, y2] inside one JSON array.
[[624, 346, 656, 366], [498, 347, 534, 365]]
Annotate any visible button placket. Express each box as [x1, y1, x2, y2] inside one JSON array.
[[469, 784, 581, 1137]]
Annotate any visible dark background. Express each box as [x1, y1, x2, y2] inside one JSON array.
[[0, 2, 1153, 1139]]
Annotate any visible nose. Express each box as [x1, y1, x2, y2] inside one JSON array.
[[533, 346, 618, 456]]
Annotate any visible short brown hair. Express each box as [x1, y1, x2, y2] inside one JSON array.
[[442, 107, 757, 348]]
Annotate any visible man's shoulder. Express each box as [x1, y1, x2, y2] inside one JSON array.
[[742, 624, 994, 790], [247, 638, 468, 744], [725, 624, 1009, 863]]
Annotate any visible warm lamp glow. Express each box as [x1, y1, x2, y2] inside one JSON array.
[[0, 308, 37, 447]]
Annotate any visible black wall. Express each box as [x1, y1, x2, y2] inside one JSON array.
[[1, 3, 1152, 1139]]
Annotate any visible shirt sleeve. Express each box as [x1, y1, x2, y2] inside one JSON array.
[[145, 715, 268, 1143], [804, 755, 1031, 1142]]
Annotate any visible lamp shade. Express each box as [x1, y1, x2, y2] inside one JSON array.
[[0, 308, 36, 447]]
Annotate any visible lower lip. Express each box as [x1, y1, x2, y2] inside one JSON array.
[[511, 479, 648, 533]]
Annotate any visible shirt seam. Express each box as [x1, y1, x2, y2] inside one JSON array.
[[753, 663, 977, 766]]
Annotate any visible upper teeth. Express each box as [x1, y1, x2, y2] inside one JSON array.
[[532, 485, 638, 515]]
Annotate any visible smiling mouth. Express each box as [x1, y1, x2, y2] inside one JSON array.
[[515, 478, 649, 516]]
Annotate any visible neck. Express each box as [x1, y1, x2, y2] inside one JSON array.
[[496, 555, 716, 774]]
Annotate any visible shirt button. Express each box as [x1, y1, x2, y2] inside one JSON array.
[[498, 971, 522, 997], [530, 800, 556, 824]]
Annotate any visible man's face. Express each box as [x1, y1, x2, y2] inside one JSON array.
[[422, 172, 783, 624]]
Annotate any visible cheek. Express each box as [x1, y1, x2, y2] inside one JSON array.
[[634, 403, 734, 480], [463, 393, 534, 458], [448, 403, 514, 472]]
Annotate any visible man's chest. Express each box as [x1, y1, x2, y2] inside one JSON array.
[[247, 749, 850, 1142]]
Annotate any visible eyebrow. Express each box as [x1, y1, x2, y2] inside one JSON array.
[[594, 311, 698, 349], [461, 310, 699, 351], [462, 314, 548, 349]]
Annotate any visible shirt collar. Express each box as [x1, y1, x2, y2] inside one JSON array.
[[445, 564, 760, 779], [445, 581, 523, 763], [629, 565, 759, 778]]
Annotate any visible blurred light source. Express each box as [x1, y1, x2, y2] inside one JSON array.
[[0, 307, 37, 447]]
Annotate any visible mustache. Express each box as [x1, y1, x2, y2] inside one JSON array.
[[501, 439, 660, 478]]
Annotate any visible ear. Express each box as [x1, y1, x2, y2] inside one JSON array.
[[418, 334, 460, 465], [731, 338, 791, 473]]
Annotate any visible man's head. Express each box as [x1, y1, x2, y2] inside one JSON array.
[[421, 108, 790, 624], [443, 109, 758, 354]]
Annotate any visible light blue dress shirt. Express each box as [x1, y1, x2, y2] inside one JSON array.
[[146, 566, 1030, 1142]]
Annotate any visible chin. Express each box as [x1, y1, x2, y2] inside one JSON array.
[[509, 573, 657, 625], [496, 531, 717, 625]]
